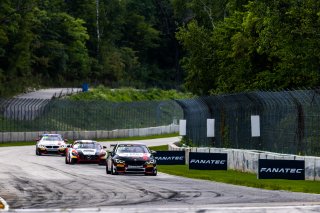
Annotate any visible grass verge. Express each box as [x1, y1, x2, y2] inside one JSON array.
[[0, 141, 36, 147], [148, 145, 169, 151], [149, 145, 320, 194], [156, 166, 320, 194]]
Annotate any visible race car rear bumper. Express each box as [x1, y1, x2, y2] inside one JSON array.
[[37, 147, 65, 155], [73, 155, 105, 164], [115, 164, 157, 174]]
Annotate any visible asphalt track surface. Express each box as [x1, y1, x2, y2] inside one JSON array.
[[1, 138, 320, 213], [15, 88, 81, 99]]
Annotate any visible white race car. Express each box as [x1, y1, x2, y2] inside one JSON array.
[[35, 134, 68, 156]]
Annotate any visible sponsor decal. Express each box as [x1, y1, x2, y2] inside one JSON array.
[[189, 159, 226, 165], [79, 149, 96, 156], [154, 151, 185, 165], [142, 153, 148, 160], [259, 168, 303, 173], [118, 153, 151, 158], [189, 152, 227, 170], [258, 159, 305, 180]]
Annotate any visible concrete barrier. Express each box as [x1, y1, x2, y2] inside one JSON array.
[[168, 144, 320, 181], [0, 124, 179, 142]]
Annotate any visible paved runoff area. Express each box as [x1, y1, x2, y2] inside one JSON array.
[[0, 138, 320, 212], [15, 88, 81, 99]]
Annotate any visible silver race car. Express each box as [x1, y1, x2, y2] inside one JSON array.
[[35, 134, 68, 156]]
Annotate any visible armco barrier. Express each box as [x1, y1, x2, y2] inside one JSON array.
[[169, 145, 320, 181], [0, 124, 179, 142]]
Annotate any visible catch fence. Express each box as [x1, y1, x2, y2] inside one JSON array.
[[176, 89, 320, 156], [2, 89, 320, 157], [0, 98, 182, 132]]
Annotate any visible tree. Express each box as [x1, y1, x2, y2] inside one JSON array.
[[0, 0, 38, 96], [32, 6, 90, 86], [176, 0, 320, 94]]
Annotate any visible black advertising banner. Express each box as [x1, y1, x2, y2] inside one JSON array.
[[189, 152, 227, 170], [258, 159, 305, 180], [154, 151, 185, 165]]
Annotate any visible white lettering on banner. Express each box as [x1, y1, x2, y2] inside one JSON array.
[[190, 159, 226, 165], [260, 168, 303, 174], [155, 156, 184, 161]]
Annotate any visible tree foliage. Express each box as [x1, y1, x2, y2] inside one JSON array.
[[0, 0, 182, 96], [1, 0, 320, 96], [176, 0, 320, 95]]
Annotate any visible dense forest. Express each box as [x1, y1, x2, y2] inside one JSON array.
[[1, 0, 320, 96]]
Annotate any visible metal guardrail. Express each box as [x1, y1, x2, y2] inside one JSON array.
[[176, 89, 320, 157]]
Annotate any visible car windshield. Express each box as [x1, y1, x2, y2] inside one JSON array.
[[116, 145, 149, 154], [74, 143, 99, 149], [41, 136, 63, 141]]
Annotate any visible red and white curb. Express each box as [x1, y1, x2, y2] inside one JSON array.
[[0, 197, 9, 211]]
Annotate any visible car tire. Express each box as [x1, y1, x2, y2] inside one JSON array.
[[146, 169, 157, 176], [152, 169, 158, 176], [70, 159, 77, 164], [36, 149, 41, 156], [70, 157, 77, 165], [106, 164, 111, 174], [65, 155, 69, 164], [111, 164, 118, 175]]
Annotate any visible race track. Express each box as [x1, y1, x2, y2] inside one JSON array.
[[1, 139, 320, 212]]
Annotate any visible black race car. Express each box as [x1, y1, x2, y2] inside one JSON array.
[[106, 143, 157, 176]]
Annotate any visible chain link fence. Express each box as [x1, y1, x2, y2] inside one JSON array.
[[0, 98, 182, 132], [176, 89, 320, 156], [3, 88, 320, 156]]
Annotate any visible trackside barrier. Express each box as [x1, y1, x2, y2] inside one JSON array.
[[0, 124, 179, 142], [168, 144, 320, 181]]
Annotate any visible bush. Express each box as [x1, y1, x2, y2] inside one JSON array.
[[68, 86, 194, 102]]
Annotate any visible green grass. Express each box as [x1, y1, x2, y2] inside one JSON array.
[[157, 165, 320, 194], [69, 86, 194, 102], [149, 145, 169, 151], [0, 141, 36, 147], [148, 145, 320, 194]]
